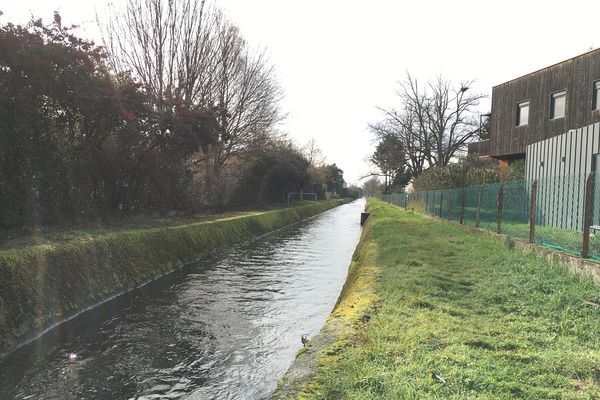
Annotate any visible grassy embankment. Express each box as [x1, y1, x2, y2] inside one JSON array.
[[0, 199, 345, 355], [0, 201, 324, 251], [297, 199, 600, 399]]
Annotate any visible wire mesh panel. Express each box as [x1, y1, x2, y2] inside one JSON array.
[[425, 190, 434, 216], [534, 173, 586, 255], [381, 193, 408, 208], [587, 173, 600, 259], [428, 191, 434, 212], [412, 192, 426, 213], [436, 189, 447, 219], [500, 180, 531, 241], [377, 173, 597, 259], [450, 188, 464, 223], [477, 183, 501, 232], [425, 190, 437, 216], [462, 186, 482, 227]]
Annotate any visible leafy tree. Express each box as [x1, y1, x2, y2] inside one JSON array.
[[326, 164, 345, 194], [342, 185, 363, 199], [226, 139, 308, 205], [0, 10, 347, 229], [370, 136, 411, 192], [0, 14, 217, 227]]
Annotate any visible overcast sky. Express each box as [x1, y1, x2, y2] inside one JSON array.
[[3, 0, 599, 184]]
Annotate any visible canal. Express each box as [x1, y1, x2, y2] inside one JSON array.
[[0, 199, 365, 400]]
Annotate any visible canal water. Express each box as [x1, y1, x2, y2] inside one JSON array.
[[0, 199, 365, 400]]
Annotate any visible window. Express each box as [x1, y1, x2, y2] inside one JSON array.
[[516, 101, 529, 126], [550, 90, 566, 119], [593, 81, 600, 111]]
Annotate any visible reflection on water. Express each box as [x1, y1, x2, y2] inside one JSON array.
[[0, 199, 365, 400]]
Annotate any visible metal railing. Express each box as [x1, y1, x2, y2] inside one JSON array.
[[380, 172, 600, 260]]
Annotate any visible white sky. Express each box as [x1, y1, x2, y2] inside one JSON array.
[[3, 0, 599, 184]]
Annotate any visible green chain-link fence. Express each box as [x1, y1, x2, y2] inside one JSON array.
[[381, 172, 600, 260]]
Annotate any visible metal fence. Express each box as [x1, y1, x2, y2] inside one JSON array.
[[381, 172, 600, 260]]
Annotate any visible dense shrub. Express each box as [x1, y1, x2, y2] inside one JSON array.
[[0, 16, 219, 228], [225, 140, 309, 206], [412, 156, 525, 191]]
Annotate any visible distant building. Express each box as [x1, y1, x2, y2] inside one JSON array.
[[469, 48, 600, 177]]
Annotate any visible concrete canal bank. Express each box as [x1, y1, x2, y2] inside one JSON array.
[[0, 200, 346, 355], [272, 199, 380, 399]]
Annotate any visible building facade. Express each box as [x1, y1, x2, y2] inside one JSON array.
[[472, 48, 600, 161]]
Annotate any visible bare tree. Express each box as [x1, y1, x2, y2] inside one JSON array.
[[302, 137, 326, 167], [371, 73, 485, 177], [362, 176, 383, 197], [101, 0, 285, 205], [101, 0, 283, 156], [209, 22, 284, 169], [101, 0, 221, 108]]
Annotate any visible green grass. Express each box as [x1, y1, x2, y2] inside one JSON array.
[[301, 199, 600, 399], [0, 202, 321, 251], [417, 201, 600, 259], [0, 211, 242, 250]]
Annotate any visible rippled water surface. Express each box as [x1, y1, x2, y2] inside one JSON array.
[[0, 199, 365, 400]]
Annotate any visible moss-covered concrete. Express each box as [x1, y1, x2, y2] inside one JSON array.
[[0, 200, 346, 355], [272, 200, 380, 399]]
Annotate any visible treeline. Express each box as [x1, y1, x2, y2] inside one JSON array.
[[0, 3, 354, 229]]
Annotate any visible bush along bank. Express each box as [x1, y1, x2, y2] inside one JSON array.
[[277, 198, 600, 399], [0, 200, 346, 355]]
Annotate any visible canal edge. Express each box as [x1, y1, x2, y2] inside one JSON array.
[[271, 200, 381, 399], [0, 199, 349, 358]]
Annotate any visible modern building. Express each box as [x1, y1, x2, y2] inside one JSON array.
[[468, 49, 600, 230], [469, 48, 600, 170]]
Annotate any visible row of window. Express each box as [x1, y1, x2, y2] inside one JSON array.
[[516, 81, 600, 126]]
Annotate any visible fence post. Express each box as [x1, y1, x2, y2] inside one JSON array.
[[476, 185, 483, 228], [425, 192, 429, 214], [439, 191, 444, 217], [460, 190, 466, 224], [496, 184, 504, 234], [582, 173, 593, 258], [529, 180, 537, 243], [432, 192, 435, 216], [448, 191, 453, 219]]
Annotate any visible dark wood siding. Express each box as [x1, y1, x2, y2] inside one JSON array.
[[467, 139, 490, 157], [490, 49, 600, 158]]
